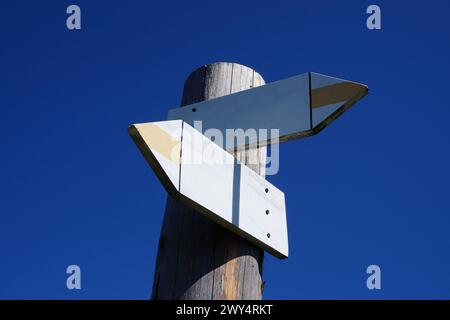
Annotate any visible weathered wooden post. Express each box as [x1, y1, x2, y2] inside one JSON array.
[[151, 62, 267, 300]]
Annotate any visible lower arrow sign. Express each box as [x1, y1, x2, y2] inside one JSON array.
[[128, 120, 289, 259]]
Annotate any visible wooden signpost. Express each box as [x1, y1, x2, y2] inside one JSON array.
[[128, 62, 368, 300]]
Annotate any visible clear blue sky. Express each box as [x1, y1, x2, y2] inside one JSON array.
[[1, 0, 450, 299]]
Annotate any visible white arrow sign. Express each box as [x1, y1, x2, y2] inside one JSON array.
[[168, 72, 368, 150], [128, 120, 289, 259]]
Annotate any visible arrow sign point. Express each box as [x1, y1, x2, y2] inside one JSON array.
[[128, 120, 183, 194], [310, 72, 368, 132]]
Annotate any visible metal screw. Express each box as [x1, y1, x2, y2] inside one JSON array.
[[265, 188, 269, 193], [265, 209, 269, 215], [267, 233, 271, 238]]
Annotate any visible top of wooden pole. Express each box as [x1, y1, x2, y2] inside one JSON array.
[[181, 62, 265, 106]]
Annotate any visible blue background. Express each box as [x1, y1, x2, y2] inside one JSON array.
[[1, 0, 450, 299]]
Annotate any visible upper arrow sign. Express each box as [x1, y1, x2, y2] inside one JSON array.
[[168, 72, 368, 150]]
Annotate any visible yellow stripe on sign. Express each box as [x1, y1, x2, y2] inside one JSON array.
[[311, 82, 367, 109], [136, 123, 181, 164]]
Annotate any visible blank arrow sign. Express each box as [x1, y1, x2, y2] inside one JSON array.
[[128, 120, 289, 259], [168, 72, 368, 150]]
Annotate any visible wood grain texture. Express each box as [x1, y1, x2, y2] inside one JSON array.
[[152, 62, 266, 300]]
